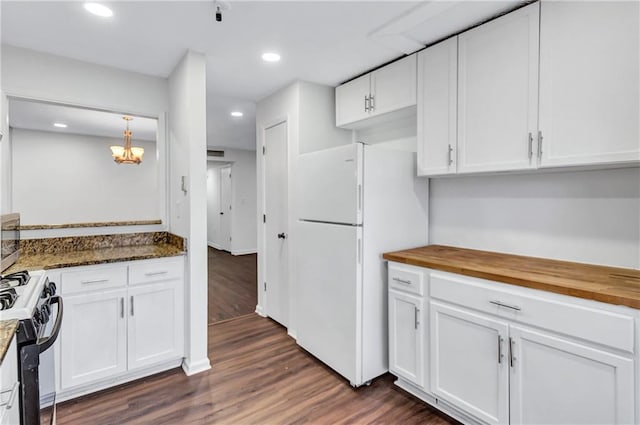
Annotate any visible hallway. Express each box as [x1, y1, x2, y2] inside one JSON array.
[[207, 247, 257, 324]]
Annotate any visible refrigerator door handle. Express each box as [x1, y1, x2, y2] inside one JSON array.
[[357, 238, 362, 265], [357, 184, 362, 212]]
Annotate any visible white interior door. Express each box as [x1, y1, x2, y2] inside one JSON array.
[[219, 166, 232, 251], [264, 121, 288, 326]]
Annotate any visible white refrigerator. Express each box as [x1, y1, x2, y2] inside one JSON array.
[[295, 142, 428, 386]]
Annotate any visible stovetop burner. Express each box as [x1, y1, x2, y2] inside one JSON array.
[[0, 270, 31, 288], [0, 287, 18, 310]]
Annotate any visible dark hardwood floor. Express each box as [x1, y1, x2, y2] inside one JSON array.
[[51, 314, 457, 425], [207, 247, 257, 324]]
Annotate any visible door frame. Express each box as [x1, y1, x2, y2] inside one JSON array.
[[218, 164, 233, 252], [257, 116, 290, 328]]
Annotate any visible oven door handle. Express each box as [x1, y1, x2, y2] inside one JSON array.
[[38, 295, 63, 354]]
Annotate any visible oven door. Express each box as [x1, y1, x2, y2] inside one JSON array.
[[38, 296, 63, 425]]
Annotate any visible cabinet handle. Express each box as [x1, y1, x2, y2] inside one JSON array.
[[81, 278, 109, 285], [528, 132, 533, 160], [369, 95, 375, 112], [497, 335, 504, 364], [130, 296, 134, 316], [447, 144, 454, 166], [144, 271, 168, 276], [364, 95, 370, 112], [414, 307, 420, 329], [509, 337, 516, 368], [120, 297, 124, 318], [392, 277, 412, 285], [489, 300, 521, 311], [537, 130, 543, 159]]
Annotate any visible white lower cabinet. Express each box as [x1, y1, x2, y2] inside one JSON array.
[[388, 263, 638, 425], [430, 301, 508, 425], [61, 289, 128, 389], [58, 256, 185, 396], [127, 281, 184, 371], [509, 325, 635, 425], [0, 337, 20, 425], [389, 290, 425, 387]]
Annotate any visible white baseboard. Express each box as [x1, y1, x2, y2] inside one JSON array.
[[231, 248, 257, 256], [255, 304, 266, 317], [181, 357, 212, 376], [55, 358, 183, 404], [207, 242, 224, 250]]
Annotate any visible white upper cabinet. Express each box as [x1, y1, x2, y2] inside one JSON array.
[[336, 54, 416, 128], [538, 1, 640, 168], [370, 55, 417, 118], [417, 36, 458, 176], [457, 2, 540, 173], [335, 74, 371, 127]]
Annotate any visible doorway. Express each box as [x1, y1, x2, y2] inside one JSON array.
[[206, 155, 258, 324], [263, 121, 289, 327]]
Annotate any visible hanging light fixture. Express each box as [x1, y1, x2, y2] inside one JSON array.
[[110, 116, 144, 164]]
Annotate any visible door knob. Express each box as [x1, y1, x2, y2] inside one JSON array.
[[220, 212, 224, 215], [277, 233, 286, 239]]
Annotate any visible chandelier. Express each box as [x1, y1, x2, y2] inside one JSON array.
[[110, 116, 144, 164]]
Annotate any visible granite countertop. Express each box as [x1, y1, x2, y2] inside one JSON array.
[[6, 243, 184, 273], [0, 320, 18, 365], [383, 245, 640, 309]]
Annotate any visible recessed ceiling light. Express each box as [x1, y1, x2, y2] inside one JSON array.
[[53, 123, 68, 128], [261, 52, 281, 63], [230, 111, 243, 117], [84, 2, 113, 18]]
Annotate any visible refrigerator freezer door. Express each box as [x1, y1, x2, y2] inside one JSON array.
[[295, 220, 363, 385], [297, 143, 363, 225]]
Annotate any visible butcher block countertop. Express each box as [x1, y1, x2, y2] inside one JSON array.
[[383, 245, 640, 309], [0, 320, 18, 365]]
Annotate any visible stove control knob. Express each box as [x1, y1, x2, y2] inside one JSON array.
[[33, 310, 42, 325], [40, 304, 50, 323], [49, 282, 57, 296]]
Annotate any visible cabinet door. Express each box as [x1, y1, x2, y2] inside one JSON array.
[[430, 301, 509, 425], [457, 2, 539, 173], [127, 280, 184, 370], [371, 54, 417, 117], [388, 290, 425, 387], [510, 325, 635, 425], [417, 37, 458, 176], [60, 289, 127, 389], [335, 74, 371, 127], [539, 1, 639, 167]]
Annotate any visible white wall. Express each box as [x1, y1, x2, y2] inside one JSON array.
[[168, 50, 210, 375], [1, 45, 169, 235], [429, 167, 640, 269], [11, 128, 158, 224]]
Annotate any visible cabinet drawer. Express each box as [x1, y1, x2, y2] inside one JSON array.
[[128, 257, 184, 286], [0, 337, 17, 391], [430, 270, 635, 354], [389, 263, 425, 296], [61, 265, 127, 294]]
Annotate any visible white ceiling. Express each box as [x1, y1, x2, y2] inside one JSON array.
[[9, 98, 158, 142], [1, 0, 524, 151]]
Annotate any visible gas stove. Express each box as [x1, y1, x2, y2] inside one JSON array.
[[0, 269, 51, 321]]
